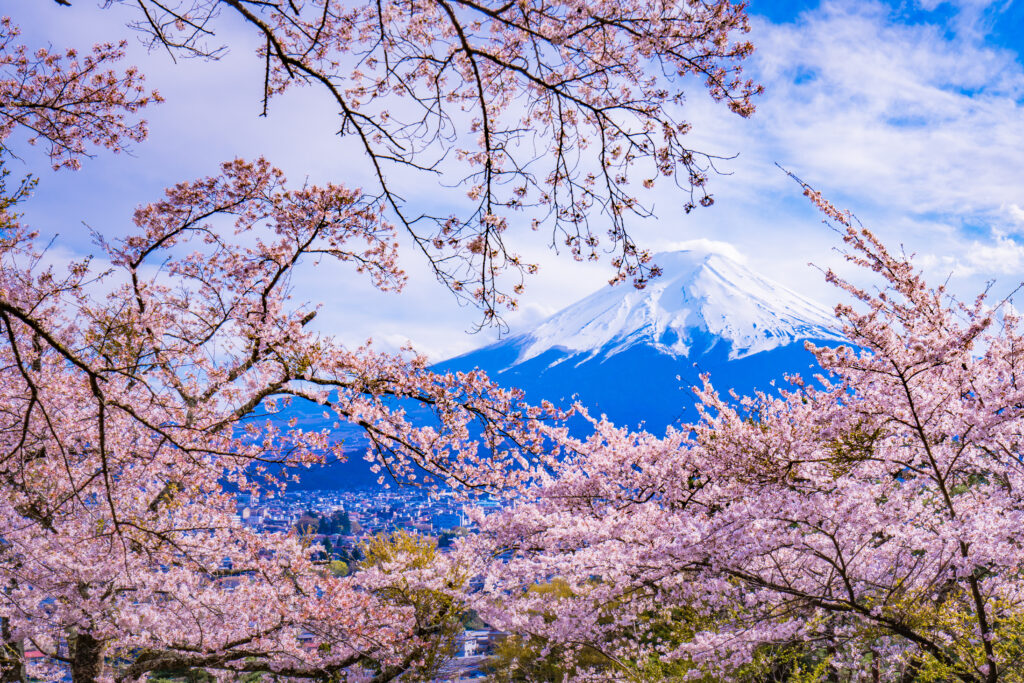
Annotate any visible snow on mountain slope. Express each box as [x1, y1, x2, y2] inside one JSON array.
[[496, 248, 843, 368]]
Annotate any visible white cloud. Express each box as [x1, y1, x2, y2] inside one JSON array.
[[741, 1, 1024, 218], [913, 0, 1017, 40], [658, 239, 749, 264], [956, 234, 1024, 277]]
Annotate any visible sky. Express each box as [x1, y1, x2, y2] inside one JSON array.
[[8, 0, 1024, 360]]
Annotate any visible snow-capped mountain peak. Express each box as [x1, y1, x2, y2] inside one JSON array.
[[511, 247, 843, 367]]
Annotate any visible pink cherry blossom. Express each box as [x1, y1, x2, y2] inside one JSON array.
[[0, 17, 160, 170]]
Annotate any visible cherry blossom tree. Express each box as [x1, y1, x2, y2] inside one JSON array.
[[0, 155, 548, 681], [0, 18, 160, 170], [0, 25, 531, 676], [473, 192, 1024, 682], [56, 0, 761, 323]]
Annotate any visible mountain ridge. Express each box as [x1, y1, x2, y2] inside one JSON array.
[[438, 246, 844, 431], [451, 247, 842, 369]]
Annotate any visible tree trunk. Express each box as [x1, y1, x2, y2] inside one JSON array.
[[0, 617, 25, 683], [69, 632, 104, 683], [823, 624, 841, 683], [899, 655, 922, 683]]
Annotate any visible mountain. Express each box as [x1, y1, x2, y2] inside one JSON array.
[[272, 246, 846, 487], [436, 248, 845, 431]]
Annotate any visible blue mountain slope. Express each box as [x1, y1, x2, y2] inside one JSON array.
[[438, 338, 830, 430]]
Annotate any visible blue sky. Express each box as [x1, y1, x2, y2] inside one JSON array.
[[8, 0, 1024, 359]]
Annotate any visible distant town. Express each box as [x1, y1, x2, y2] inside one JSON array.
[[236, 488, 501, 681], [235, 487, 488, 540]]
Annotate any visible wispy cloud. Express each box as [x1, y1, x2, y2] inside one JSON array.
[[632, 0, 1024, 314], [748, 1, 1024, 220]]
